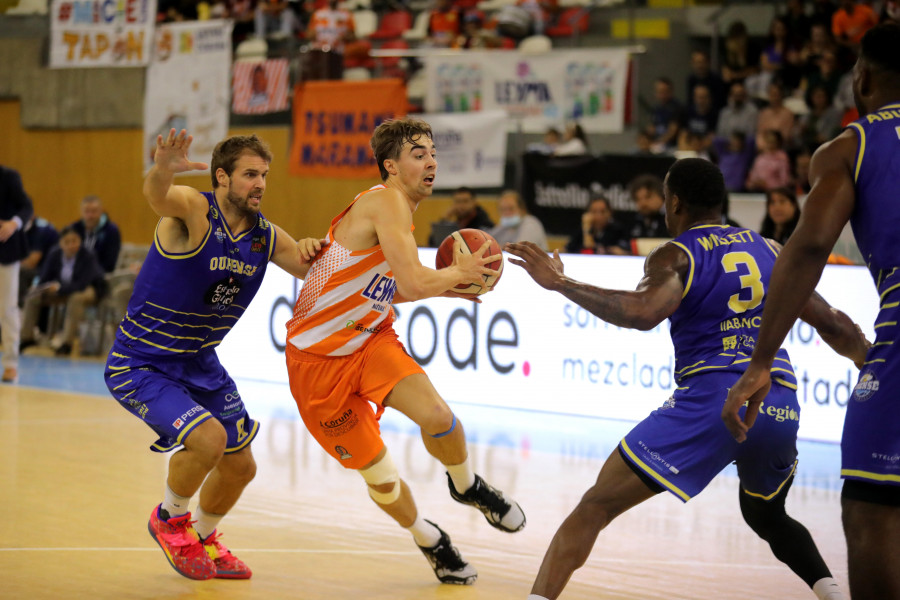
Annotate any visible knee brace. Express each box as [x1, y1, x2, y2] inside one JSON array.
[[359, 450, 401, 505]]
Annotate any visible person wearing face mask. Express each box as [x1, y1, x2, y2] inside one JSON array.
[[489, 189, 548, 250]]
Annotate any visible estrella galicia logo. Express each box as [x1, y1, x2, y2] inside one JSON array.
[[853, 371, 880, 401], [209, 206, 219, 220], [335, 445, 352, 460], [251, 235, 266, 253]]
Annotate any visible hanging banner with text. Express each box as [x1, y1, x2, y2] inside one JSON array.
[[521, 152, 676, 235], [411, 110, 507, 189], [232, 59, 291, 115], [49, 0, 157, 68], [143, 20, 233, 174], [423, 49, 630, 134], [217, 253, 879, 445], [288, 79, 407, 178]]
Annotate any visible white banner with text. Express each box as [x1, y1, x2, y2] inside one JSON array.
[[49, 0, 157, 68], [423, 49, 629, 134], [143, 20, 233, 173], [412, 110, 508, 189], [217, 252, 879, 444]]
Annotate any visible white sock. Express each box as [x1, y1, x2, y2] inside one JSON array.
[[446, 460, 476, 494], [813, 577, 845, 600], [161, 485, 191, 519], [527, 595, 550, 600], [194, 506, 225, 541], [406, 515, 442, 548]]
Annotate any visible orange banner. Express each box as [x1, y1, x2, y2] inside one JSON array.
[[289, 79, 407, 178]]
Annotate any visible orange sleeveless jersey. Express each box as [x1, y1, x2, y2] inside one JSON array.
[[286, 186, 398, 356]]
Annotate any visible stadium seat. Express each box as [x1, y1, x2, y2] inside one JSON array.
[[545, 7, 589, 37], [518, 34, 552, 53], [402, 10, 432, 42], [234, 37, 268, 63], [353, 9, 379, 38], [368, 10, 413, 40], [373, 39, 410, 79]]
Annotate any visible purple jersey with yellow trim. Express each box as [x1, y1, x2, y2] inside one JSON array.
[[841, 104, 900, 486], [668, 224, 796, 389], [114, 192, 276, 358]]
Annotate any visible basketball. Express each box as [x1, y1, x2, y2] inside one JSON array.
[[435, 228, 504, 295]]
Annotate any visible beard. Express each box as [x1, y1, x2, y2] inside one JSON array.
[[225, 189, 261, 219]]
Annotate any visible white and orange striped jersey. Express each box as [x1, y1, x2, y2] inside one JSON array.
[[308, 7, 355, 52], [287, 186, 397, 356]]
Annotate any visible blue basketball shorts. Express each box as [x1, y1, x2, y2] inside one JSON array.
[[620, 371, 799, 502], [104, 344, 258, 454], [842, 340, 900, 487]]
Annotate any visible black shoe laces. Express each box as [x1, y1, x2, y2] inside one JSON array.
[[432, 538, 467, 572], [473, 480, 510, 517]]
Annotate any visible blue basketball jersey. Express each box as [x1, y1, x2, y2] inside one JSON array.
[[846, 103, 900, 275], [114, 192, 276, 358], [669, 224, 796, 388], [841, 104, 900, 486]]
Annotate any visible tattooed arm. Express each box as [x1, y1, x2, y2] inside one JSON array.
[[504, 241, 687, 331]]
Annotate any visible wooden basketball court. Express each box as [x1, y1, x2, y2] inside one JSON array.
[[0, 373, 848, 599]]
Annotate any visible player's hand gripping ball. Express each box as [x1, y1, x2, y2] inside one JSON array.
[[435, 228, 503, 295]]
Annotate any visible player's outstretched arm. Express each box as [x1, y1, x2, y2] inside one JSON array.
[[800, 292, 871, 369], [143, 128, 210, 221], [373, 189, 498, 301], [505, 240, 685, 331], [269, 223, 324, 279]]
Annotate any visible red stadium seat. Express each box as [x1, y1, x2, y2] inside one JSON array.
[[545, 7, 589, 38], [374, 38, 409, 79], [368, 10, 412, 40]]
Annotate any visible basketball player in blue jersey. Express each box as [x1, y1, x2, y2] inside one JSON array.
[[724, 24, 900, 600], [104, 129, 320, 581], [506, 158, 870, 600]]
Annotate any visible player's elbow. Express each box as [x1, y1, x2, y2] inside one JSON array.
[[396, 280, 427, 302]]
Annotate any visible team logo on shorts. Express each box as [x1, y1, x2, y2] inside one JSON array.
[[853, 371, 880, 402], [173, 418, 184, 430], [335, 446, 352, 460]]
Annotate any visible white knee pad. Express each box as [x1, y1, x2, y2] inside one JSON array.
[[359, 450, 401, 505]]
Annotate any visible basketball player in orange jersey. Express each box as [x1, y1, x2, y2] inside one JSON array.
[[284, 117, 527, 585]]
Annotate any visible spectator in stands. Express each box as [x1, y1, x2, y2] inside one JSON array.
[[797, 85, 842, 148], [783, 0, 812, 44], [634, 130, 655, 155], [831, 0, 878, 47], [646, 77, 683, 151], [454, 11, 497, 49], [527, 126, 561, 154], [70, 195, 121, 274], [565, 196, 630, 255], [883, 0, 900, 24], [687, 49, 727, 111], [516, 0, 558, 35], [427, 0, 461, 47], [307, 0, 356, 53], [746, 17, 797, 101], [20, 226, 106, 357], [554, 122, 590, 156], [19, 216, 59, 307], [759, 187, 801, 245], [755, 82, 795, 151], [746, 129, 792, 192], [427, 187, 494, 247], [255, 0, 299, 40], [626, 175, 668, 239], [716, 80, 759, 139], [226, 0, 257, 45], [490, 189, 548, 250], [713, 131, 756, 192], [799, 22, 837, 77], [721, 20, 760, 84], [683, 83, 719, 149], [676, 131, 716, 162], [803, 48, 843, 106], [794, 148, 813, 195]]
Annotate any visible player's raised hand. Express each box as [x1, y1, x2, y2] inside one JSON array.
[[297, 237, 326, 263], [153, 128, 209, 174], [451, 238, 500, 287], [505, 241, 565, 291], [721, 362, 772, 442]]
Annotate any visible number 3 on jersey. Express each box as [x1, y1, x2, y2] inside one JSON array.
[[721, 251, 764, 314]]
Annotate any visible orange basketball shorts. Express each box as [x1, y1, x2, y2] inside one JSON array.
[[285, 328, 425, 470]]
